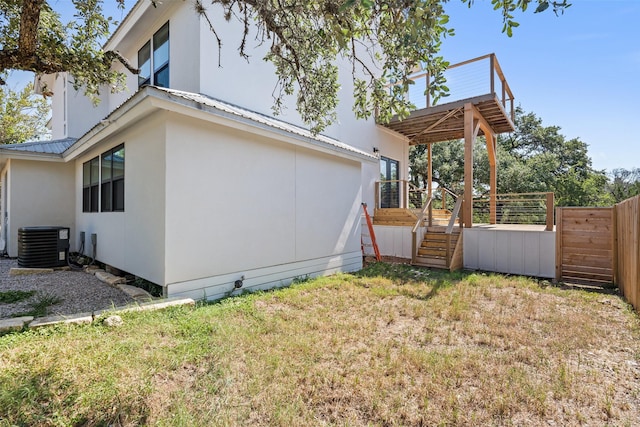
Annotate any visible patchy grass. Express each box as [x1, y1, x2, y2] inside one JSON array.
[[10, 293, 63, 318], [0, 264, 639, 426], [0, 290, 35, 304]]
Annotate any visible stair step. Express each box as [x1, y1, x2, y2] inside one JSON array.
[[423, 235, 459, 244], [421, 239, 455, 247], [413, 256, 448, 269], [418, 248, 448, 257]]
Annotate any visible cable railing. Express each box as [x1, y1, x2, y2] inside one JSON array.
[[473, 192, 554, 231], [402, 53, 515, 122]]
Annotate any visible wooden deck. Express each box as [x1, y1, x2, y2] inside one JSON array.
[[382, 94, 514, 145], [379, 54, 515, 145]]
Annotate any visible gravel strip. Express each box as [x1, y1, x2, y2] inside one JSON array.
[[0, 258, 134, 319]]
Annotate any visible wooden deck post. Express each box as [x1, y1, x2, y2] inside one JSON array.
[[403, 180, 408, 209], [486, 132, 497, 224], [463, 103, 475, 228], [427, 143, 433, 201], [545, 192, 554, 231]]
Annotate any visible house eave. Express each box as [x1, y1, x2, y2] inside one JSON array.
[[0, 150, 64, 162], [64, 87, 378, 164], [147, 91, 378, 164]]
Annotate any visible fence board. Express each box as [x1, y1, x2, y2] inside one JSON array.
[[562, 209, 614, 219], [615, 196, 640, 312], [556, 207, 614, 286]]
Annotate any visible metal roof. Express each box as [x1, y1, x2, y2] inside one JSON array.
[[154, 87, 377, 161], [0, 138, 77, 156]]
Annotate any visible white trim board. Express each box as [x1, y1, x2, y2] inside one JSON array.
[[167, 251, 362, 301]]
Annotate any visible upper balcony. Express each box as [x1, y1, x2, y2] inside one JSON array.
[[380, 54, 515, 144]]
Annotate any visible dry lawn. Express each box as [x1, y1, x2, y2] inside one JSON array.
[[1, 263, 639, 426]]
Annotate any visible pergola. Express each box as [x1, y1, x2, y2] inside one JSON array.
[[381, 54, 515, 227]]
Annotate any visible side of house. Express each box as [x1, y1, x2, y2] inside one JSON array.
[[1, 0, 407, 299]]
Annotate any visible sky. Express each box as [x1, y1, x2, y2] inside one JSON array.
[[440, 0, 640, 173], [4, 0, 639, 172]]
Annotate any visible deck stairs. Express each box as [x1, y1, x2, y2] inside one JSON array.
[[413, 225, 462, 269], [413, 202, 464, 271]]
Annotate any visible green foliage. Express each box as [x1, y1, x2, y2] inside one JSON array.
[[0, 82, 49, 144], [409, 107, 611, 207], [1, 0, 567, 134], [0, 290, 35, 303], [606, 168, 640, 203], [12, 292, 63, 318], [0, 0, 127, 100]]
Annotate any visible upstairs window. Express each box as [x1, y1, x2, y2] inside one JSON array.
[[101, 144, 125, 212], [83, 157, 99, 212], [138, 22, 169, 88]]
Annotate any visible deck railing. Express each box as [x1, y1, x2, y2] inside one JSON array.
[[375, 180, 430, 210], [473, 192, 554, 231], [404, 53, 514, 122]]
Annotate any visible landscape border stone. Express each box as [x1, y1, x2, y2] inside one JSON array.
[[9, 267, 54, 276], [0, 316, 34, 333], [0, 298, 195, 334]]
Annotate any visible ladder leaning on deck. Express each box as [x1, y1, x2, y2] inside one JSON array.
[[361, 203, 381, 261]]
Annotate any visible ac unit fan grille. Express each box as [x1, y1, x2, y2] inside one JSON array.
[[18, 226, 70, 268]]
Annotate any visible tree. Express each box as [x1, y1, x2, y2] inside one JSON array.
[[606, 168, 640, 203], [0, 81, 49, 144], [0, 0, 569, 133], [409, 107, 611, 207]]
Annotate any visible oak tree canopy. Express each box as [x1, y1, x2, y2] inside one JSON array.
[[0, 0, 569, 133]]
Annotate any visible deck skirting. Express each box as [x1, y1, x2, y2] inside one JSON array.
[[464, 226, 555, 278]]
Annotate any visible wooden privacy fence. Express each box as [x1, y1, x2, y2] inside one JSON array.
[[556, 198, 640, 312], [555, 207, 615, 287], [615, 196, 640, 311]]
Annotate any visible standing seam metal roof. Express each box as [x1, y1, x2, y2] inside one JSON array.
[[155, 87, 377, 161], [0, 138, 77, 155]]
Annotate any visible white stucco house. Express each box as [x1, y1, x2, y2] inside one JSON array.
[[0, 1, 408, 300]]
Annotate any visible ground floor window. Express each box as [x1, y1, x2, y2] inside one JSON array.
[[82, 144, 125, 213], [380, 156, 400, 208], [101, 144, 125, 212], [82, 157, 99, 212]]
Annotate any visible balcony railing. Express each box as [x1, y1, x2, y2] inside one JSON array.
[[473, 192, 555, 231], [404, 53, 514, 122], [375, 182, 554, 231]]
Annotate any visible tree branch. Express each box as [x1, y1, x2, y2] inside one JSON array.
[[18, 0, 45, 56], [103, 51, 139, 75]]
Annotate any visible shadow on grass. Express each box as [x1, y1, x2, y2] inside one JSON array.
[[355, 261, 472, 301]]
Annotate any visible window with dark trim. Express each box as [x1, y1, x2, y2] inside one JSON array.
[[83, 157, 99, 212], [101, 144, 125, 212], [380, 156, 400, 209], [138, 22, 169, 88]]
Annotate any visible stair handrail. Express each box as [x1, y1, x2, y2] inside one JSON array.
[[411, 195, 433, 264], [446, 197, 463, 235]]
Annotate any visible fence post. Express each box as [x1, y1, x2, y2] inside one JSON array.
[[374, 181, 380, 210], [546, 192, 555, 231], [555, 207, 563, 282], [612, 204, 618, 287]]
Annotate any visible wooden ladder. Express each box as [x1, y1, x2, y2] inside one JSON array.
[[361, 203, 381, 261]]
